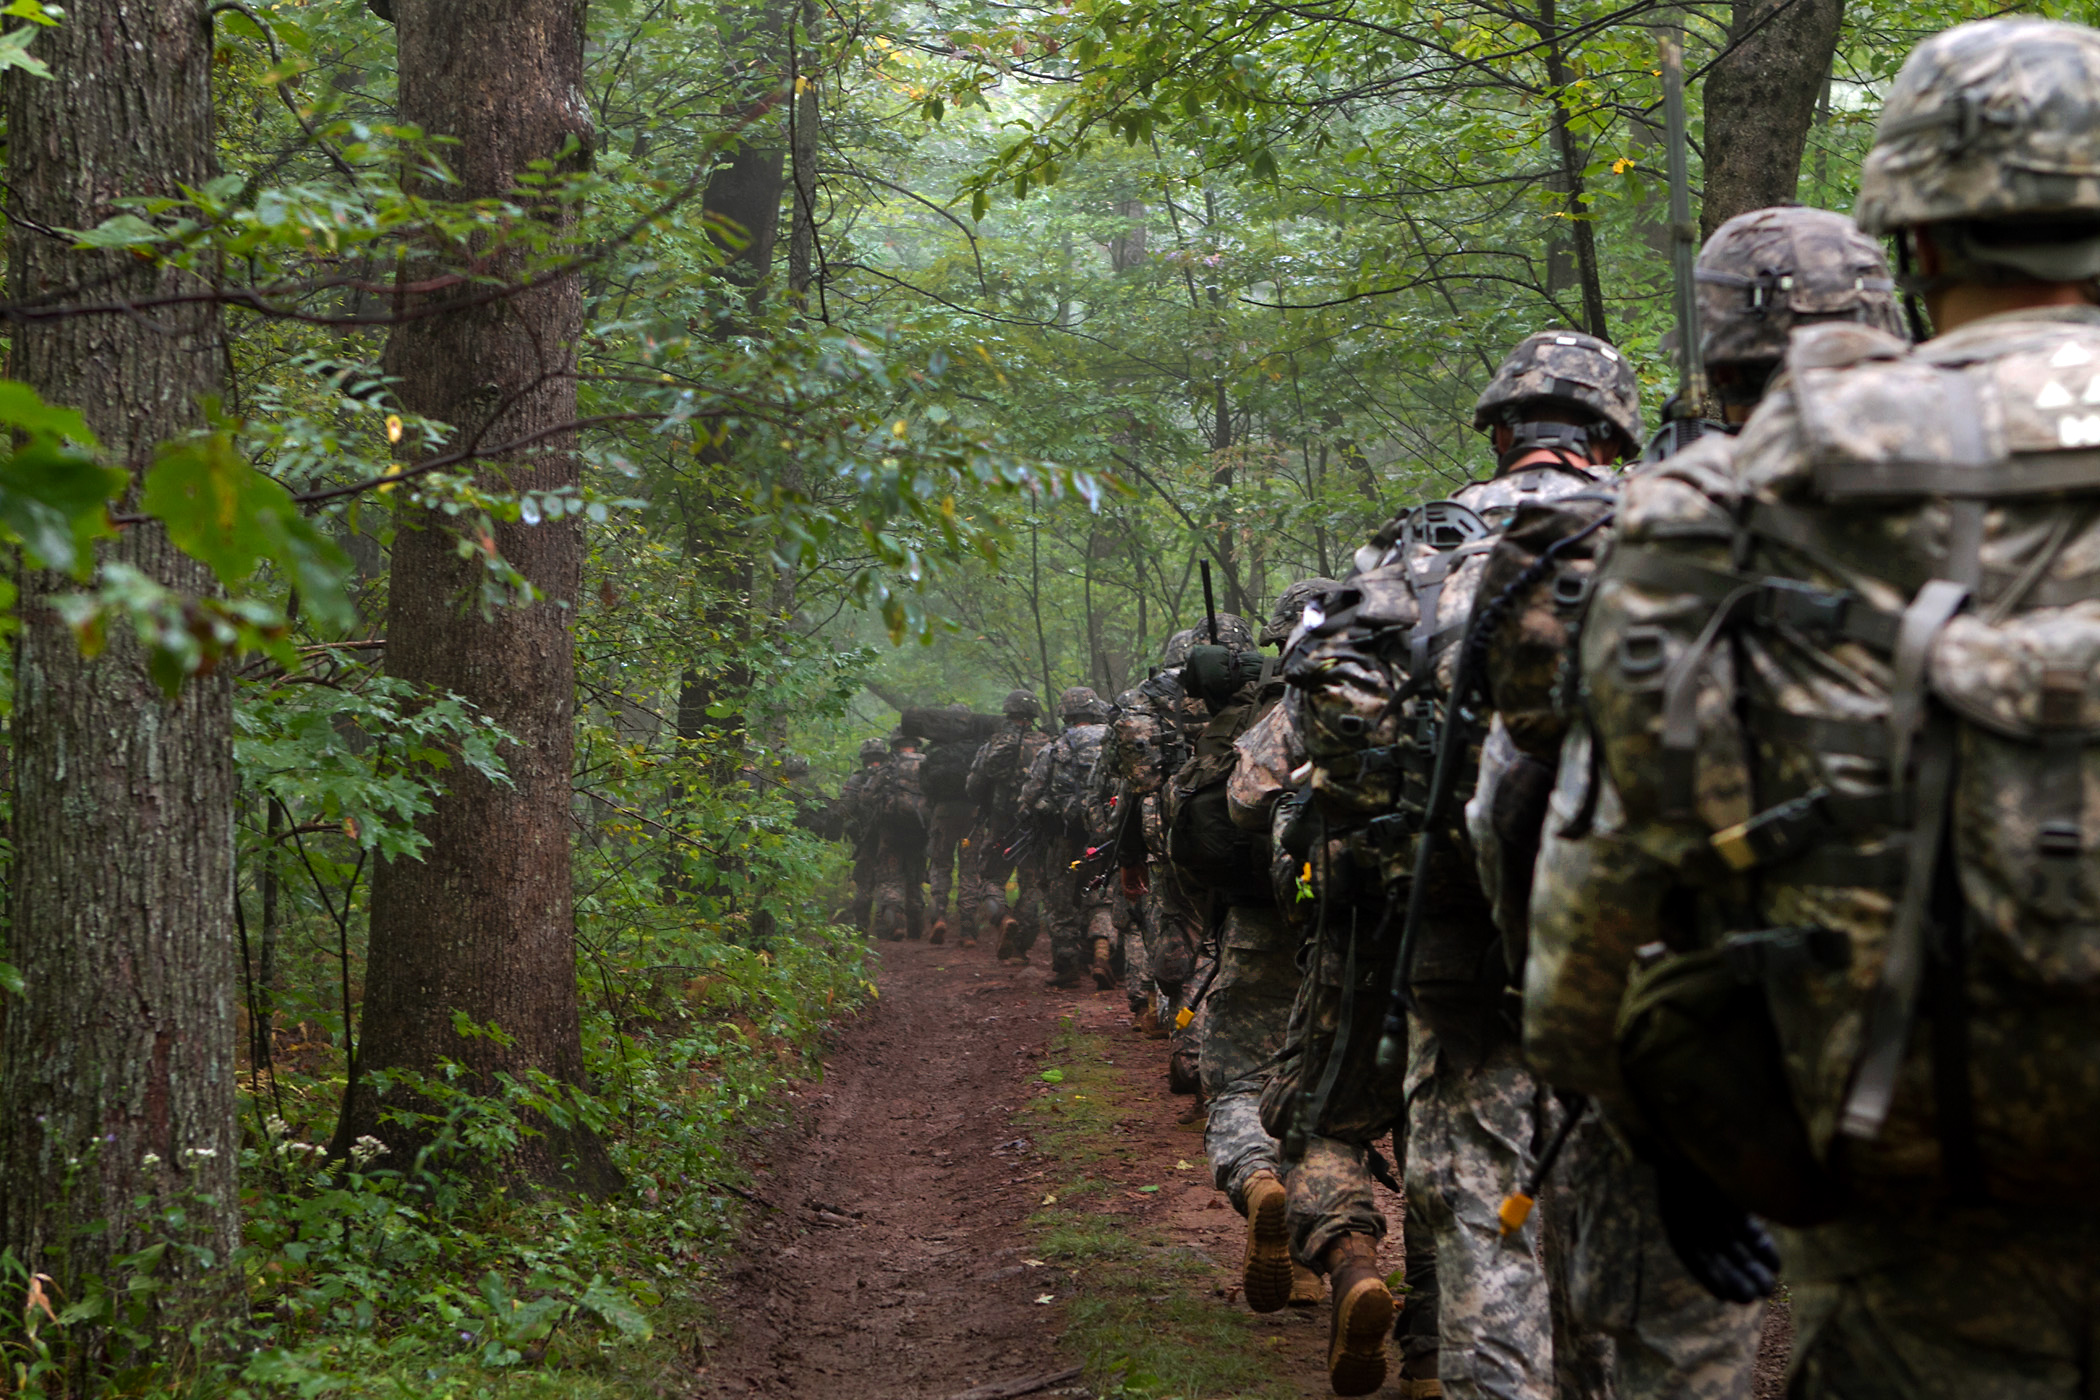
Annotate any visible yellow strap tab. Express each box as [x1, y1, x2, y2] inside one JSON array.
[[1175, 1006, 1194, 1029], [1497, 1192, 1535, 1237]]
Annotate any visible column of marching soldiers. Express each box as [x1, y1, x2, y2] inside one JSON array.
[[820, 20, 2100, 1399]]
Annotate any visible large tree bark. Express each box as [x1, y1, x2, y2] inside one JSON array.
[[0, 0, 239, 1371], [346, 0, 619, 1195], [1700, 0, 1846, 240]]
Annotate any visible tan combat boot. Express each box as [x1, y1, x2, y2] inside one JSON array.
[[1133, 1001, 1161, 1038], [929, 919, 947, 946], [1239, 1171, 1292, 1314], [1089, 937, 1115, 989], [1321, 1233, 1392, 1397], [1288, 1262, 1324, 1308], [995, 917, 1022, 964]]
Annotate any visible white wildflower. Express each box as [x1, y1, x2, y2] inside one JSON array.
[[349, 1135, 389, 1168], [141, 1152, 162, 1169]]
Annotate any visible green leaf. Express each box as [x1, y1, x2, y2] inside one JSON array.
[[0, 961, 22, 997], [142, 430, 353, 626], [0, 24, 50, 78], [1038, 1068, 1064, 1083], [0, 442, 125, 576], [579, 1276, 653, 1340]]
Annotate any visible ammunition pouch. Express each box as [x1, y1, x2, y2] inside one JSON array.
[[1615, 928, 1851, 1227]]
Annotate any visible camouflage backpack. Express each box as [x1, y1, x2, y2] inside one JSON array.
[[1028, 723, 1110, 833], [1163, 660, 1284, 907], [1588, 313, 2100, 1221]]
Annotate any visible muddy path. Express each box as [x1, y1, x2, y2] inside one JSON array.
[[688, 937, 1789, 1400], [690, 940, 1087, 1400]]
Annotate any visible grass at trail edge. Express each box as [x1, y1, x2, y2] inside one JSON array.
[[1020, 1015, 1306, 1400]]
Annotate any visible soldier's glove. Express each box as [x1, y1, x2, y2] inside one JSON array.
[[1653, 1154, 1781, 1304]]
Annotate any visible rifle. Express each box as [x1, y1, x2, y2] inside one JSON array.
[[1201, 559, 1221, 645]]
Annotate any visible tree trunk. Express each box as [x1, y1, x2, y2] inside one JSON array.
[[1699, 0, 1846, 240], [0, 0, 239, 1370], [1538, 0, 1609, 339], [346, 0, 619, 1196], [678, 5, 789, 774]]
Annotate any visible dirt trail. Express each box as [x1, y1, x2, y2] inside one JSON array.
[[691, 941, 1085, 1399], [690, 938, 1788, 1399]]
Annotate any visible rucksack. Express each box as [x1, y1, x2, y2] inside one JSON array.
[[1590, 317, 2100, 1218], [1288, 468, 1606, 1056], [1164, 670, 1281, 907], [919, 740, 979, 802]]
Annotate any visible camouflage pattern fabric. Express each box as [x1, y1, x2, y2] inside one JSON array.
[[924, 797, 974, 935], [1403, 1023, 1554, 1400], [866, 840, 925, 940], [1538, 1112, 1764, 1400], [967, 719, 1051, 949], [1780, 1207, 2100, 1400], [1198, 907, 1299, 1210], [1260, 902, 1411, 1268]]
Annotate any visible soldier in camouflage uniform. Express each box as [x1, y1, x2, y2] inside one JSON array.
[[1179, 579, 1336, 1318], [1101, 621, 1251, 1040], [1530, 20, 2100, 1398], [922, 704, 981, 947], [865, 730, 928, 942], [1019, 686, 1116, 987], [1281, 330, 1640, 1398], [966, 690, 1052, 961], [834, 737, 890, 929], [1466, 208, 1901, 1400]]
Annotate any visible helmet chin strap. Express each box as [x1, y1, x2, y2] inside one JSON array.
[[1495, 419, 1600, 472]]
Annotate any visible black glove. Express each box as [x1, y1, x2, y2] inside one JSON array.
[[1653, 1154, 1781, 1304]]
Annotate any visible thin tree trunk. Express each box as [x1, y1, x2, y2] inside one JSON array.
[[346, 0, 618, 1195], [680, 0, 789, 771], [1539, 0, 1609, 339], [1, 0, 239, 1370], [1700, 0, 1847, 239]]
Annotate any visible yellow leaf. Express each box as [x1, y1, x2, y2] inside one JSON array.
[[385, 414, 404, 444]]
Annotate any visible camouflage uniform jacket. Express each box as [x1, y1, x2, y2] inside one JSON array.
[[1545, 305, 2100, 1206], [867, 750, 928, 849], [966, 722, 1051, 827], [1019, 722, 1112, 837]]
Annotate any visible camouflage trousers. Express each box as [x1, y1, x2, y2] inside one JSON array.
[[971, 832, 1038, 954], [1135, 875, 1204, 1013], [847, 849, 875, 929], [866, 839, 925, 941], [1540, 1112, 1764, 1400], [1780, 1206, 2100, 1400], [1198, 908, 1297, 1210], [1040, 832, 1113, 977], [923, 800, 974, 936], [1263, 904, 1413, 1266], [1404, 1023, 1554, 1400], [1122, 899, 1155, 1013]]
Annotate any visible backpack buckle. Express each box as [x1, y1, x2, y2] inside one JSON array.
[[1755, 578, 1854, 639], [1711, 787, 1834, 872]]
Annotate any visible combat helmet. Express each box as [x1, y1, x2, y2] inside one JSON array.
[[1002, 687, 1043, 719], [1262, 577, 1338, 646], [1058, 685, 1111, 724], [858, 737, 888, 763], [1856, 19, 2100, 282], [1696, 207, 1906, 372], [1472, 330, 1642, 459], [1160, 627, 1202, 669], [886, 728, 917, 751]]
